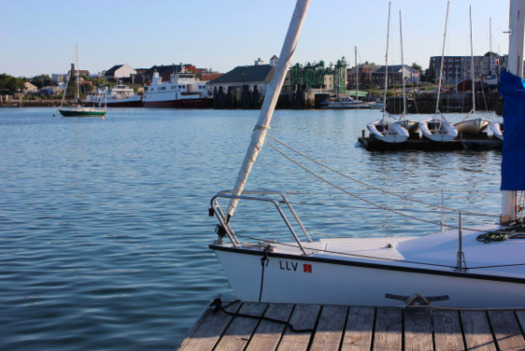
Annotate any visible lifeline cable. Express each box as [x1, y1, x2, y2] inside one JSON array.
[[267, 134, 500, 219], [265, 140, 465, 230]]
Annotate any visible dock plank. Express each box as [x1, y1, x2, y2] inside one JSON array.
[[404, 308, 433, 351], [340, 306, 375, 351], [177, 301, 241, 351], [433, 310, 465, 351], [214, 302, 267, 351], [515, 311, 525, 337], [179, 301, 525, 351], [309, 305, 348, 351], [460, 310, 496, 351], [277, 304, 320, 351], [488, 310, 525, 351], [246, 303, 294, 351], [373, 308, 402, 351]]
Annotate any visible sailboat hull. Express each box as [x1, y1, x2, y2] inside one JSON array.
[[419, 118, 458, 142], [367, 120, 409, 143], [212, 242, 525, 308], [58, 107, 107, 117], [455, 118, 490, 135], [490, 120, 504, 140]]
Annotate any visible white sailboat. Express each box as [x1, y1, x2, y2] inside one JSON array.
[[454, 6, 490, 136], [419, 1, 458, 142], [58, 45, 107, 117], [367, 2, 410, 143], [395, 9, 419, 136], [210, 0, 525, 308]]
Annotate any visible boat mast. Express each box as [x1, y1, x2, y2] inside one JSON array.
[[226, 0, 311, 221], [76, 44, 80, 105], [382, 2, 391, 123], [489, 17, 493, 76], [435, 1, 450, 120], [501, 0, 525, 224], [399, 10, 407, 118], [469, 6, 476, 117], [355, 46, 358, 101]]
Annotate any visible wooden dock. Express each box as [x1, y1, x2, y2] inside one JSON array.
[[177, 299, 525, 351]]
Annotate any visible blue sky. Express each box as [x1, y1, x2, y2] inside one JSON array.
[[1, 0, 511, 77]]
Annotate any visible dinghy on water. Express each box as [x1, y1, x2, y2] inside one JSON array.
[[366, 2, 409, 144], [210, 0, 525, 308], [454, 6, 490, 136], [419, 1, 458, 142]]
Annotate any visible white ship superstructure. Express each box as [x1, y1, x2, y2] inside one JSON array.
[[142, 72, 211, 108]]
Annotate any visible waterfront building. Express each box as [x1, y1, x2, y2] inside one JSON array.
[[103, 64, 137, 82], [207, 56, 278, 108], [428, 55, 504, 84], [348, 64, 419, 89]]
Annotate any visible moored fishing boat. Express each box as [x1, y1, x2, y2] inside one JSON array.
[[142, 71, 211, 108], [320, 96, 370, 109], [209, 0, 525, 308], [86, 85, 142, 107]]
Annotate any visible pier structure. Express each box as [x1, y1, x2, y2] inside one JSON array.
[[178, 299, 525, 350]]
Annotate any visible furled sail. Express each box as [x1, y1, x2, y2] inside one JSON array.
[[499, 69, 525, 190], [225, 0, 311, 221]]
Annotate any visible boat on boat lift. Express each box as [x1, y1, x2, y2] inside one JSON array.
[[209, 0, 525, 308]]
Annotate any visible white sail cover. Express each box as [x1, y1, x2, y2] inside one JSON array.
[[226, 0, 311, 220]]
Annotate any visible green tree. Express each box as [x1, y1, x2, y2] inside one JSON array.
[[484, 51, 500, 57], [411, 62, 422, 72], [0, 73, 26, 95], [30, 74, 55, 89]]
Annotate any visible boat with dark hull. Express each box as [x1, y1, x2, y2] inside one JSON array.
[[58, 45, 107, 117]]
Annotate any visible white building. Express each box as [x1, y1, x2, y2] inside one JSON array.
[[104, 64, 137, 81]]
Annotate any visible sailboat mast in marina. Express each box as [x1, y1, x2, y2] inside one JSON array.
[[419, 1, 458, 142], [209, 0, 525, 308], [454, 5, 490, 136], [366, 2, 409, 143]]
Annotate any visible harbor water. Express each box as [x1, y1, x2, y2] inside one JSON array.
[[1, 107, 502, 350]]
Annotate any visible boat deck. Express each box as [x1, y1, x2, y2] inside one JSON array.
[[177, 298, 525, 350]]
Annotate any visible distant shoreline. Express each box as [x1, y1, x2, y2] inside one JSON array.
[[0, 99, 79, 108]]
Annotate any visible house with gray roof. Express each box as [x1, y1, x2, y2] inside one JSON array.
[[207, 56, 278, 107], [104, 64, 137, 81]]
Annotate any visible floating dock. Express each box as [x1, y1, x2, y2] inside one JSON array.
[[177, 299, 525, 350], [358, 135, 502, 152]]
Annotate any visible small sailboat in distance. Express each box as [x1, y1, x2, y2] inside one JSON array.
[[419, 1, 458, 142], [58, 45, 107, 117], [367, 2, 409, 143]]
